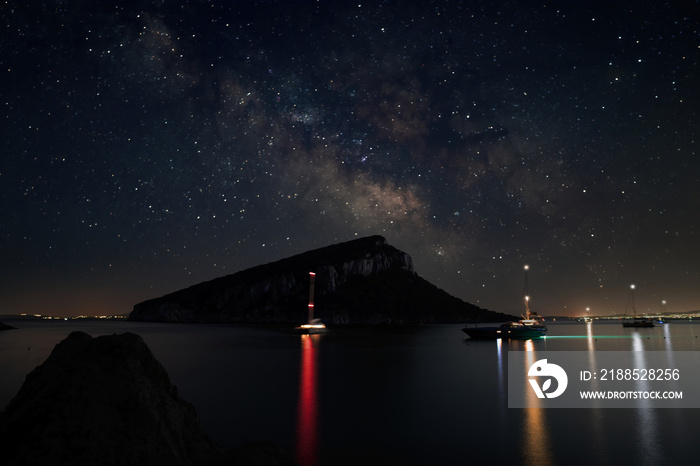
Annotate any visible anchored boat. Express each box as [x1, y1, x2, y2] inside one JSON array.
[[462, 321, 546, 340], [519, 265, 548, 331], [462, 265, 548, 340], [296, 272, 327, 334], [621, 284, 654, 328]]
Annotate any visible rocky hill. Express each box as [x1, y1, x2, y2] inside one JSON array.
[[129, 236, 512, 324], [0, 321, 15, 331], [0, 332, 220, 465], [0, 332, 295, 466]]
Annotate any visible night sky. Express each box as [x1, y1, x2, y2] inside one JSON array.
[[1, 1, 698, 318]]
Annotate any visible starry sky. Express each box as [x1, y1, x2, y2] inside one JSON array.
[[1, 1, 699, 318]]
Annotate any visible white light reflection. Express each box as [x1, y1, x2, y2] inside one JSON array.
[[496, 338, 508, 449], [496, 338, 504, 396], [586, 322, 601, 404], [663, 322, 673, 351], [632, 333, 662, 465], [663, 323, 680, 394], [585, 320, 605, 462]]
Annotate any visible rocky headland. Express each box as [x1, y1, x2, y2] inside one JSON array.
[[0, 331, 295, 466], [129, 235, 513, 325]]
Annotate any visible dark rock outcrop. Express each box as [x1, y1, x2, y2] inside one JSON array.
[[0, 332, 296, 466], [0, 321, 16, 331], [0, 332, 220, 465], [129, 235, 512, 324]]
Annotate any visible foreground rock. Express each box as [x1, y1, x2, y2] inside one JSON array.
[[0, 332, 295, 466], [0, 321, 16, 331], [130, 235, 513, 324]]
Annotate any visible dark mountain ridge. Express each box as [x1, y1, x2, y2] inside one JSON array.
[[129, 235, 512, 324]]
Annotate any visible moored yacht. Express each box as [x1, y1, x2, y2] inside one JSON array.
[[622, 318, 655, 328], [296, 272, 327, 334], [519, 265, 547, 331], [462, 321, 546, 340], [462, 265, 548, 340], [621, 284, 654, 328]]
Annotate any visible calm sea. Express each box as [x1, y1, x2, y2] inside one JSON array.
[[1, 320, 699, 465]]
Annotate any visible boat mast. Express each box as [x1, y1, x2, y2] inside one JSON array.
[[523, 265, 531, 319], [627, 284, 636, 318], [308, 272, 316, 323]]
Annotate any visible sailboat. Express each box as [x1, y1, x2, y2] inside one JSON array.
[[296, 272, 327, 334], [621, 284, 654, 328], [462, 265, 547, 340], [519, 265, 547, 331], [462, 321, 546, 340]]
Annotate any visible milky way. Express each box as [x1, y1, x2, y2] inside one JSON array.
[[1, 1, 698, 317]]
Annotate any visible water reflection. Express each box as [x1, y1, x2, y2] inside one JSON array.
[[632, 333, 661, 465], [296, 334, 321, 466], [586, 321, 595, 351], [496, 338, 505, 397], [521, 339, 554, 465], [495, 338, 509, 450], [663, 322, 673, 351], [585, 322, 602, 402], [583, 321, 607, 462]]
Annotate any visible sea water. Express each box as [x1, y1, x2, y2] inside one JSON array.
[[1, 320, 699, 465]]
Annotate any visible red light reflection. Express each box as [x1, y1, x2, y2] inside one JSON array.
[[295, 334, 320, 466]]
